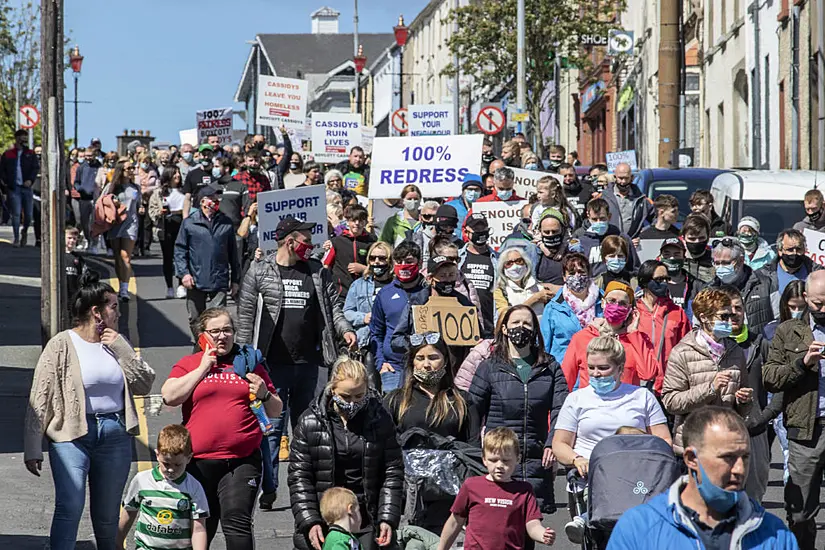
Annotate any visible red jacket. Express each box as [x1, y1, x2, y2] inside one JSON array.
[[635, 297, 691, 371], [561, 322, 664, 394]]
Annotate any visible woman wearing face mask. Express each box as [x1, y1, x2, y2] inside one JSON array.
[[384, 333, 480, 532], [148, 166, 187, 299], [468, 305, 569, 513], [283, 152, 305, 189], [593, 235, 637, 290], [135, 152, 160, 256], [289, 357, 403, 550], [662, 288, 753, 456], [552, 335, 670, 543], [162, 307, 282, 549], [540, 253, 604, 365], [533, 208, 570, 289], [345, 241, 394, 390], [521, 151, 540, 171], [325, 169, 344, 192], [24, 271, 155, 550], [736, 216, 776, 271], [380, 184, 422, 246], [634, 260, 691, 368], [561, 281, 663, 393], [105, 159, 142, 300], [494, 247, 551, 320]]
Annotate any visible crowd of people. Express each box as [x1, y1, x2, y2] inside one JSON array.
[[19, 127, 825, 550]]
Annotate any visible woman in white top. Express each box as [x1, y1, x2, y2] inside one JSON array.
[[149, 166, 187, 299], [493, 247, 552, 322], [552, 335, 669, 543]]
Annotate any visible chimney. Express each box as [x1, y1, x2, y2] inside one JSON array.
[[311, 6, 340, 34]]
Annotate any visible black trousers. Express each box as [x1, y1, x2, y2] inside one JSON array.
[[187, 450, 262, 550]]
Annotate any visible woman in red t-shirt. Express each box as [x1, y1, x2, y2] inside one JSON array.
[[162, 307, 282, 549]]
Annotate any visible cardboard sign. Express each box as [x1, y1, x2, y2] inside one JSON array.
[[256, 186, 327, 251], [637, 238, 665, 263], [256, 75, 308, 131], [178, 128, 198, 147], [311, 113, 362, 164], [196, 107, 233, 146], [368, 134, 484, 199], [606, 150, 638, 172], [412, 296, 480, 346], [804, 228, 825, 266], [361, 127, 376, 155], [510, 168, 563, 201], [408, 104, 454, 136], [471, 201, 529, 250]]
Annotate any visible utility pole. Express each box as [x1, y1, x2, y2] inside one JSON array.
[[453, 0, 460, 134], [516, 0, 526, 135], [40, 0, 66, 345], [658, 0, 680, 167], [353, 0, 360, 115]]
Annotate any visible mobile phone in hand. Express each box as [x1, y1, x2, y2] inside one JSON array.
[[198, 332, 215, 352]]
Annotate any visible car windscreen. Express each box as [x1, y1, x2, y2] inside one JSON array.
[[735, 200, 805, 244], [647, 179, 709, 221]]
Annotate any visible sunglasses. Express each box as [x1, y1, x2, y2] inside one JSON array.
[[368, 255, 388, 262], [410, 332, 441, 346], [712, 237, 740, 249], [504, 258, 526, 268]]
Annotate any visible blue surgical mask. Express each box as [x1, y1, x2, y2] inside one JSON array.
[[691, 459, 741, 514], [211, 167, 222, 179], [590, 375, 617, 396], [182, 152, 194, 163], [606, 257, 626, 273], [140, 162, 149, 171], [791, 309, 805, 320], [497, 189, 513, 201], [524, 163, 539, 171], [589, 221, 608, 236], [715, 264, 738, 284], [464, 189, 481, 203], [712, 320, 733, 339]]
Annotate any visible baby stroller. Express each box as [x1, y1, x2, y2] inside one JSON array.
[[569, 434, 681, 549]]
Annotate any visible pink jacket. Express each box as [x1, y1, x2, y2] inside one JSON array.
[[454, 339, 494, 391]]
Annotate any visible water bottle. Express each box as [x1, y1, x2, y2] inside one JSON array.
[[249, 393, 274, 435]]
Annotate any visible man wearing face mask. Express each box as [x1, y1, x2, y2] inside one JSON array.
[[659, 238, 702, 311], [232, 150, 271, 203], [600, 162, 654, 241], [558, 162, 595, 218], [762, 229, 822, 316], [546, 145, 566, 173], [680, 214, 716, 284], [405, 200, 441, 265], [445, 173, 483, 239], [474, 167, 525, 204], [763, 270, 825, 549], [572, 198, 640, 276], [534, 208, 568, 289], [178, 143, 196, 180], [174, 187, 240, 340], [500, 140, 521, 168], [793, 189, 825, 232], [181, 144, 216, 218], [608, 407, 796, 550], [481, 137, 495, 174], [460, 214, 498, 338], [689, 189, 729, 237]]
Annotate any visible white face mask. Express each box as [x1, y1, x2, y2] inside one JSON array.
[[504, 264, 528, 281], [404, 198, 420, 212]]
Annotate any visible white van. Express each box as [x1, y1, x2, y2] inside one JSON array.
[[709, 170, 825, 243]]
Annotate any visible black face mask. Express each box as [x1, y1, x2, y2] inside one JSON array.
[[436, 223, 457, 236], [685, 241, 708, 256], [470, 231, 489, 246], [811, 309, 825, 326], [647, 280, 670, 298], [481, 153, 495, 163], [506, 326, 534, 348], [542, 234, 563, 249], [782, 254, 804, 270], [433, 281, 454, 295], [810, 210, 823, 222], [372, 264, 389, 278]]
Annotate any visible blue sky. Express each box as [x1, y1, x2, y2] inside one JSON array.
[[62, 1, 429, 149]]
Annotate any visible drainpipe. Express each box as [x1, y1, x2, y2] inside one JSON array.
[[255, 45, 261, 136], [749, 0, 762, 169], [679, 0, 687, 149], [791, 4, 801, 170], [818, 0, 825, 170]]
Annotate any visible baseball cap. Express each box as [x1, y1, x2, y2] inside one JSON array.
[[427, 254, 456, 274], [465, 213, 489, 232], [196, 186, 221, 203], [737, 216, 760, 233], [90, 137, 101, 145], [274, 216, 315, 240], [462, 173, 483, 190], [660, 237, 686, 253], [435, 204, 458, 223], [198, 144, 215, 153]]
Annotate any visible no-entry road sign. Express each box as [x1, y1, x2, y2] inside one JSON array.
[[392, 108, 408, 134], [476, 105, 505, 135], [19, 104, 39, 129]]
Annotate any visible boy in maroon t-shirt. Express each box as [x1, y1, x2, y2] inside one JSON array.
[[438, 427, 556, 550]]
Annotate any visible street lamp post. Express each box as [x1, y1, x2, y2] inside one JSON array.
[[69, 45, 83, 147], [353, 44, 367, 114], [393, 15, 409, 109]]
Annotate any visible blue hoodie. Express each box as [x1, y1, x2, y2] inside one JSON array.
[[607, 476, 798, 550], [369, 277, 425, 373]]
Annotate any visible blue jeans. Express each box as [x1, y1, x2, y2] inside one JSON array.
[[261, 364, 319, 494], [48, 412, 133, 550], [380, 366, 403, 393], [8, 185, 33, 240]]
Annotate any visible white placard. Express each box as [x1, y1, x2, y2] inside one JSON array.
[[311, 113, 362, 164], [256, 75, 308, 131], [471, 201, 529, 250], [361, 127, 376, 155], [409, 104, 454, 136], [804, 228, 825, 266], [606, 150, 638, 172], [637, 239, 665, 263], [510, 168, 563, 201], [178, 128, 198, 147], [196, 107, 233, 146], [257, 186, 327, 251], [368, 134, 484, 199]]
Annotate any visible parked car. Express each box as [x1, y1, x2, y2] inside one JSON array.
[[635, 168, 732, 222]]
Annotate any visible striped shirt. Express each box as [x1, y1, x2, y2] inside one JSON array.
[[123, 467, 209, 549]]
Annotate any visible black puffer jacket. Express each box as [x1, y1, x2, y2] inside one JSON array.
[[288, 390, 404, 548], [706, 265, 774, 335], [467, 354, 568, 508]]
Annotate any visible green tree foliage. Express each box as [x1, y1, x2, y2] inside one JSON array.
[[443, 0, 624, 153], [0, 1, 39, 147]]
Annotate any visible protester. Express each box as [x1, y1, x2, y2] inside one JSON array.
[[607, 407, 797, 550], [174, 186, 240, 339], [289, 357, 403, 550], [689, 189, 728, 237], [322, 203, 376, 298], [427, 236, 482, 320], [532, 207, 568, 289], [736, 216, 776, 271], [135, 152, 160, 256], [639, 194, 681, 239], [459, 213, 497, 337], [635, 260, 691, 367], [540, 253, 604, 365], [572, 197, 640, 275], [559, 162, 595, 218], [162, 307, 281, 548], [531, 174, 580, 231], [593, 235, 637, 290], [468, 305, 568, 513], [552, 335, 670, 543], [64, 227, 87, 317], [1, 129, 38, 247], [371, 197, 402, 239], [72, 148, 100, 252], [546, 144, 565, 172], [212, 156, 248, 232], [793, 188, 825, 232], [494, 246, 550, 321], [500, 140, 522, 168], [106, 159, 142, 301], [657, 238, 697, 311], [662, 288, 753, 455], [380, 184, 423, 246], [480, 136, 495, 174], [182, 144, 216, 217], [444, 172, 483, 237], [233, 149, 271, 204], [335, 146, 370, 196], [24, 271, 155, 550], [600, 162, 654, 240], [681, 213, 716, 284], [283, 152, 305, 189], [148, 166, 187, 299], [474, 167, 524, 203], [299, 161, 323, 187], [178, 143, 196, 181], [765, 229, 822, 310]]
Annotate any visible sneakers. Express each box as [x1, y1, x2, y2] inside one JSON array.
[[118, 283, 130, 301], [166, 287, 175, 299], [176, 285, 187, 299], [259, 491, 277, 511], [279, 436, 290, 461], [565, 516, 586, 544]]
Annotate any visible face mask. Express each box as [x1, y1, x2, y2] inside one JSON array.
[[691, 459, 741, 514], [542, 234, 563, 249], [139, 162, 148, 170], [78, 158, 86, 164], [200, 158, 211, 168], [810, 209, 823, 222], [782, 254, 804, 270], [404, 198, 420, 212], [524, 163, 538, 171], [811, 309, 825, 326], [464, 189, 481, 203], [603, 303, 631, 325], [332, 394, 368, 418], [482, 152, 495, 163], [548, 159, 561, 170], [504, 264, 528, 281], [589, 221, 608, 236], [289, 162, 299, 170], [497, 189, 513, 201], [791, 309, 805, 320], [433, 281, 454, 295], [714, 264, 738, 284], [737, 233, 757, 248], [470, 231, 489, 246], [590, 375, 617, 396], [372, 264, 389, 278], [712, 320, 733, 339], [647, 280, 670, 298], [565, 274, 589, 293], [292, 239, 313, 262], [423, 224, 437, 238], [395, 263, 420, 282], [506, 326, 534, 348], [211, 167, 222, 179], [662, 258, 684, 274], [413, 368, 445, 387], [182, 152, 194, 163], [686, 241, 708, 256], [606, 257, 626, 273]]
